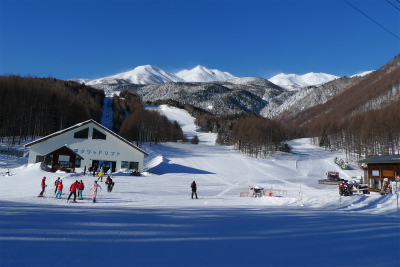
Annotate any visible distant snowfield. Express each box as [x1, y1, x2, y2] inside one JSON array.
[[1, 105, 399, 267], [268, 72, 339, 90]]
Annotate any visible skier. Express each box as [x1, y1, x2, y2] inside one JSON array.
[[77, 181, 81, 199], [67, 180, 79, 202], [54, 177, 61, 194], [55, 180, 63, 198], [78, 180, 84, 200], [90, 181, 102, 203], [98, 170, 104, 182], [38, 177, 47, 197], [83, 166, 87, 176], [105, 176, 113, 192], [107, 167, 112, 178], [191, 180, 198, 199], [92, 165, 97, 177]]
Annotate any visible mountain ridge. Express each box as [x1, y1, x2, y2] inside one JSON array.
[[268, 72, 340, 90], [70, 65, 359, 89]]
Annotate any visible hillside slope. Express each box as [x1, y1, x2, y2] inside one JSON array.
[[282, 55, 400, 127]]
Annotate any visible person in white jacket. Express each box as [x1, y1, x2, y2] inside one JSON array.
[[90, 181, 102, 203]]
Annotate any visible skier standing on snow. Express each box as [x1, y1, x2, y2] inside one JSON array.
[[92, 165, 97, 177], [191, 181, 198, 199], [90, 181, 102, 203], [78, 180, 84, 200], [107, 167, 112, 178], [98, 170, 104, 182], [55, 180, 63, 198], [54, 177, 60, 194], [67, 180, 79, 202], [105, 176, 113, 192], [83, 166, 87, 176], [38, 177, 47, 197]]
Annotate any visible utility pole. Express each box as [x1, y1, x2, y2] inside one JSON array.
[[396, 176, 399, 211]]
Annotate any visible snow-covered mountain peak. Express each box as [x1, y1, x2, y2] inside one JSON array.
[[268, 72, 339, 90], [85, 65, 184, 86], [176, 65, 236, 83]]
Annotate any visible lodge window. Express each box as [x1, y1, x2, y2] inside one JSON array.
[[92, 128, 106, 140], [121, 161, 139, 170], [74, 128, 89, 139], [36, 155, 52, 165], [36, 155, 45, 163], [75, 159, 81, 167]]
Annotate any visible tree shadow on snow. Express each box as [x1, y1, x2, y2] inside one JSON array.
[[150, 161, 214, 175]]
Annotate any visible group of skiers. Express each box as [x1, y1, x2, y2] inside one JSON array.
[[84, 164, 112, 180], [38, 175, 114, 203], [66, 180, 85, 202], [39, 176, 199, 202]]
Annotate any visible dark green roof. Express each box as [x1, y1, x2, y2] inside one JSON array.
[[359, 155, 400, 164]]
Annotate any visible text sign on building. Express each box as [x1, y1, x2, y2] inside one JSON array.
[[372, 170, 380, 177], [73, 149, 120, 157]]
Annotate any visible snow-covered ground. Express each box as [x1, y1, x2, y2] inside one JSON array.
[[0, 105, 399, 267]]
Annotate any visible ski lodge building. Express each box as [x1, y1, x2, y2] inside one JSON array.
[[25, 119, 148, 173], [359, 155, 400, 191]]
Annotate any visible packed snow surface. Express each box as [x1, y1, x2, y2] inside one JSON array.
[[1, 105, 399, 267]]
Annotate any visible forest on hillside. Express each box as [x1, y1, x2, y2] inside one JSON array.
[[0, 75, 104, 146], [2, 54, 399, 161], [144, 98, 287, 157], [283, 55, 400, 160], [111, 91, 187, 145]]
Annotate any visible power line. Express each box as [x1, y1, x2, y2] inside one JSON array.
[[343, 0, 400, 41], [386, 0, 400, 12]]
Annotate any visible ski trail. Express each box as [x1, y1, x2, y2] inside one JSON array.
[[295, 155, 312, 177], [100, 94, 114, 130], [214, 151, 255, 198]]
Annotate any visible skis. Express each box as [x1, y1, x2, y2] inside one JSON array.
[[67, 200, 84, 203]]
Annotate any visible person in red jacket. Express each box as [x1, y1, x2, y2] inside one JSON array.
[[38, 177, 47, 197], [55, 180, 63, 198], [191, 181, 198, 199], [77, 180, 84, 200], [67, 180, 79, 202]]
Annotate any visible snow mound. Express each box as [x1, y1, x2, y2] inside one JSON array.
[[145, 155, 165, 171]]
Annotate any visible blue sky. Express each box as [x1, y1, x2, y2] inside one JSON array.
[[1, 0, 399, 80]]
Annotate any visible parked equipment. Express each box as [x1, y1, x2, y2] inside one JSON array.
[[251, 186, 264, 198], [318, 171, 346, 185], [130, 170, 141, 176], [339, 179, 369, 196], [334, 157, 350, 170]]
